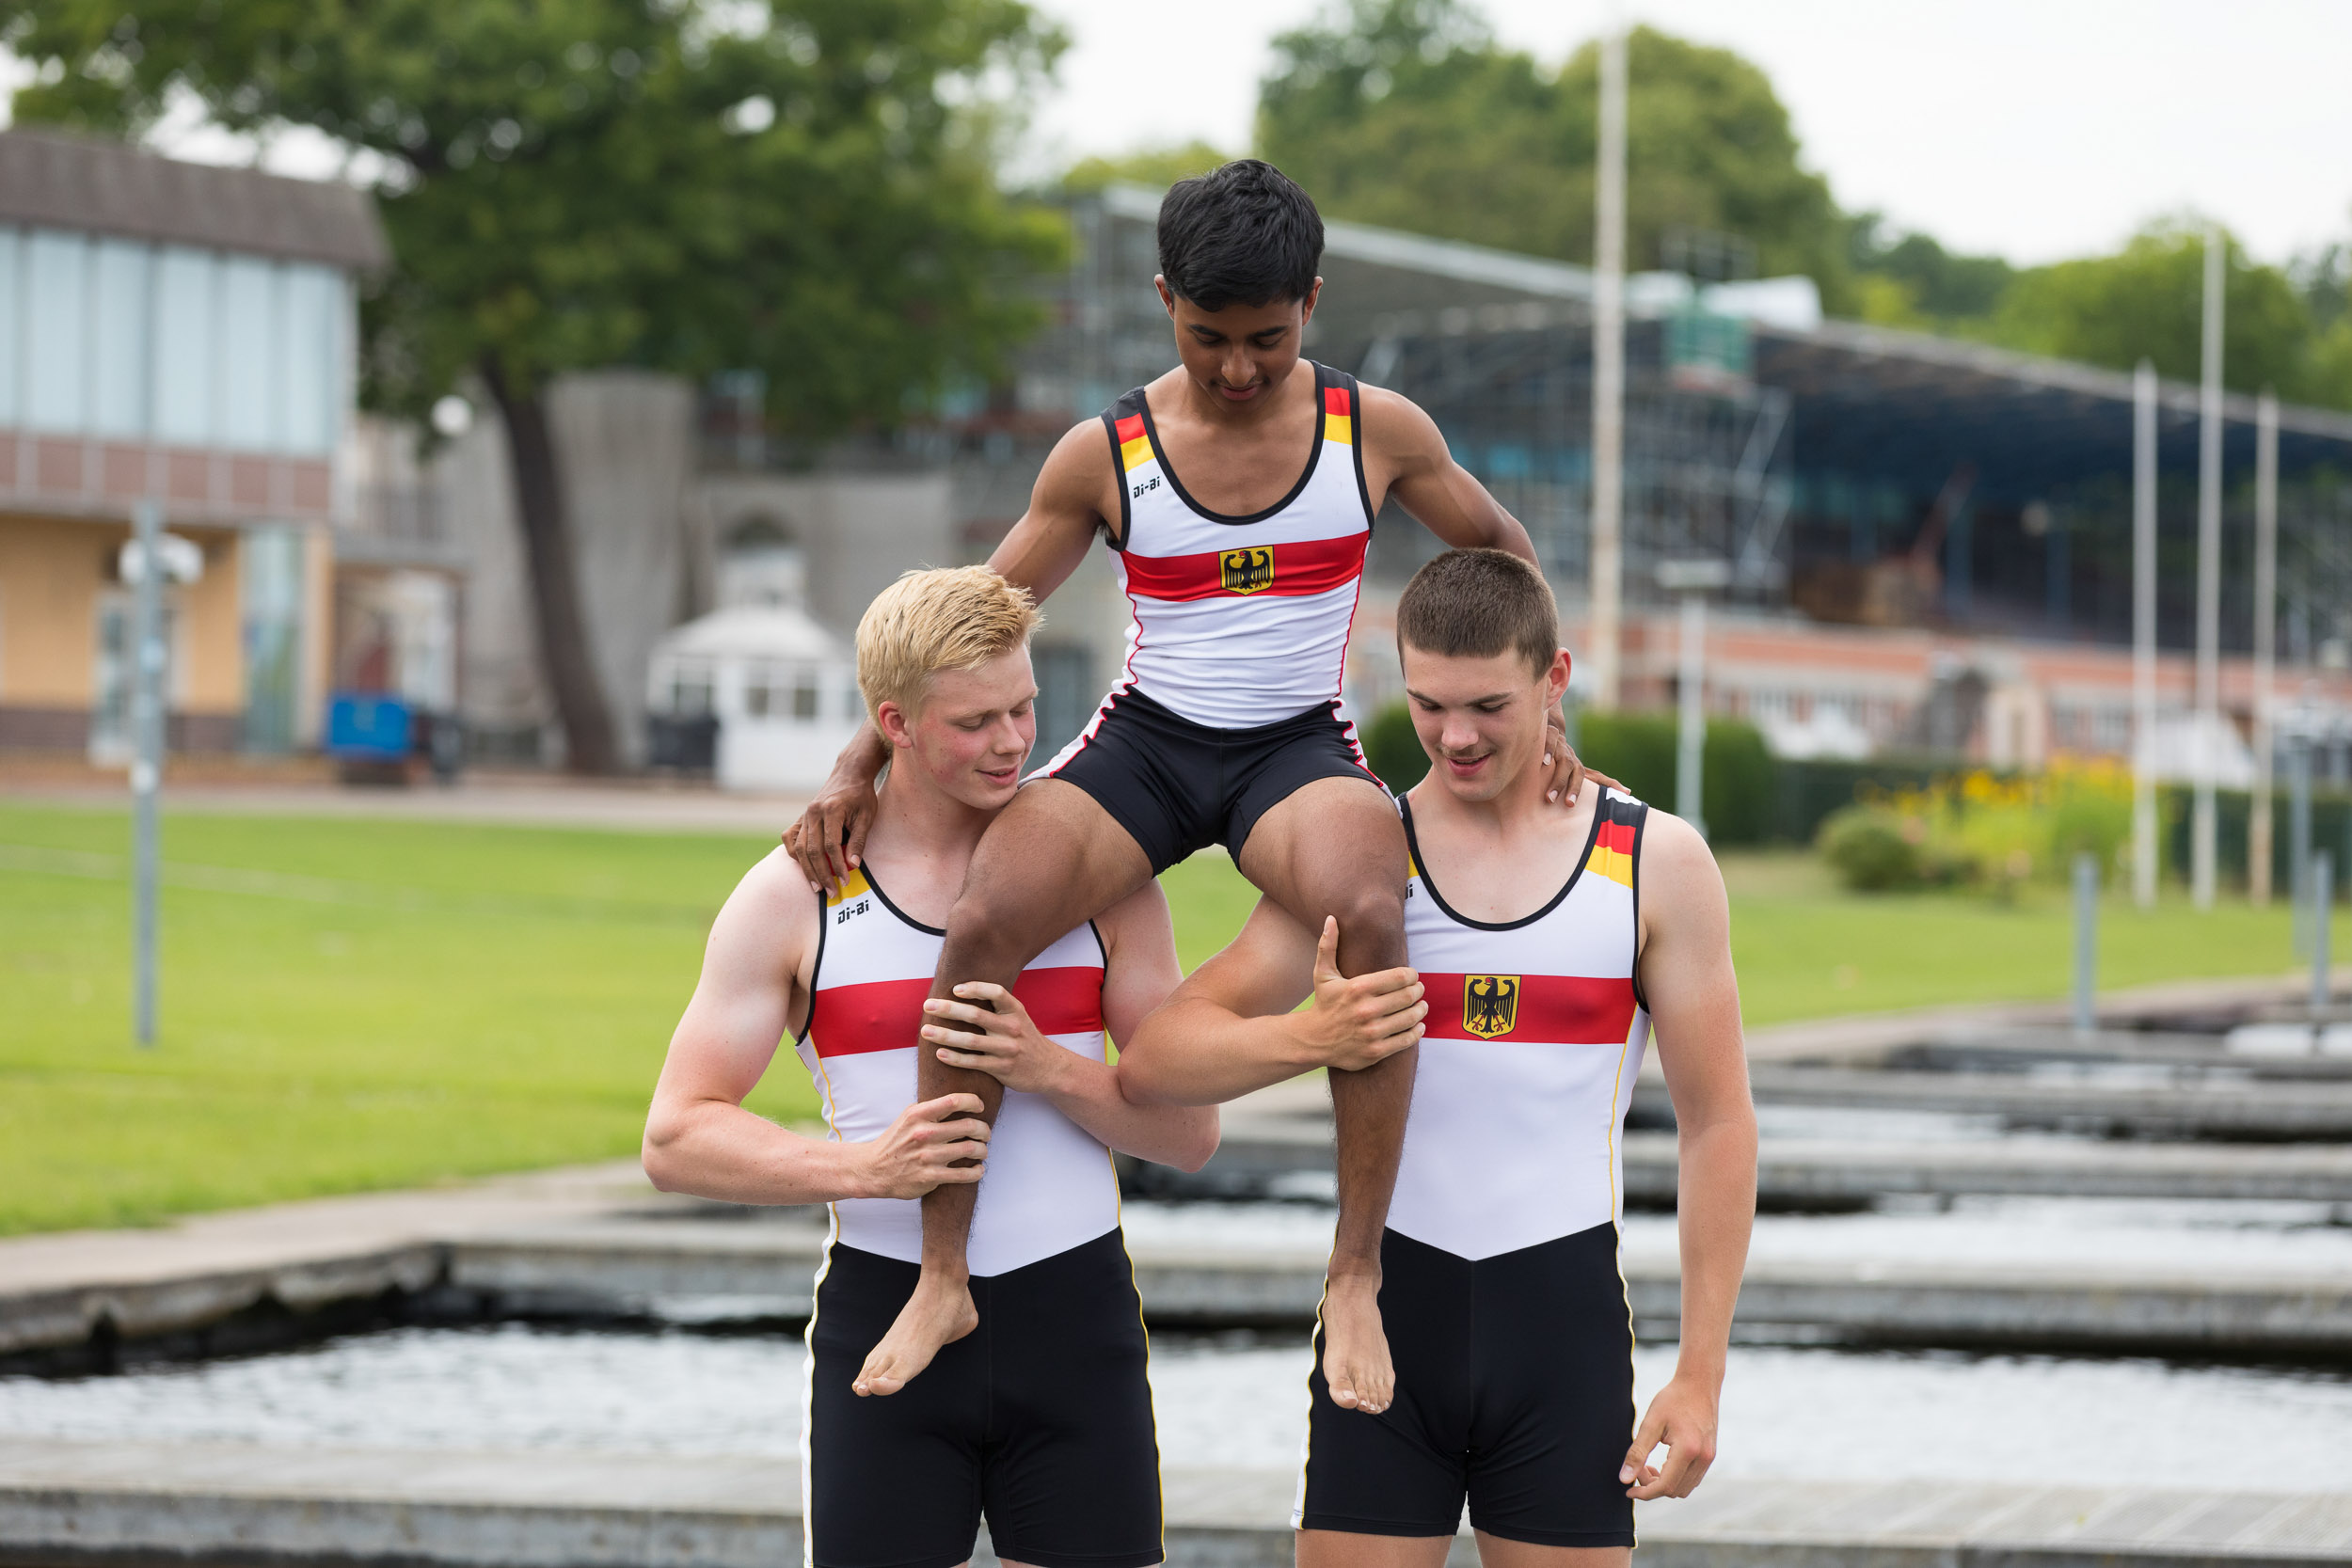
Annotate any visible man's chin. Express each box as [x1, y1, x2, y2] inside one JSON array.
[[952, 773, 1022, 809], [1438, 769, 1515, 804]]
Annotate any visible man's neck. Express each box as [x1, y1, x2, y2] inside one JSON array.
[[1168, 357, 1311, 432], [867, 764, 998, 874], [1406, 751, 1563, 843]]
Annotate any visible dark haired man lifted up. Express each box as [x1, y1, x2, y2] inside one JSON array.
[[1121, 549, 1756, 1566], [786, 160, 1597, 1410]]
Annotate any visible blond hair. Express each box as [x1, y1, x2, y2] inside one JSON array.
[[855, 566, 1041, 725]]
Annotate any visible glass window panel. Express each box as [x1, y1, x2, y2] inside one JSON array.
[[276, 264, 341, 455], [88, 240, 151, 438], [152, 247, 215, 445], [792, 668, 819, 721], [0, 229, 20, 427], [215, 256, 273, 450], [24, 230, 87, 433]]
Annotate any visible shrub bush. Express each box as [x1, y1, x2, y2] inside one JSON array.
[[1816, 806, 1926, 891]]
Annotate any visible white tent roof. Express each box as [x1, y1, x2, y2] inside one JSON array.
[[652, 604, 845, 662]]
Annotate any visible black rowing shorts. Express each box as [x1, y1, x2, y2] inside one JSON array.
[[1037, 687, 1381, 875], [803, 1228, 1163, 1568], [1295, 1224, 1637, 1548]]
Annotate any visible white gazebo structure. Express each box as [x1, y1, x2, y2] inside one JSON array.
[[645, 604, 863, 792]]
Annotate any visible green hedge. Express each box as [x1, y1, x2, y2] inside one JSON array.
[[1362, 702, 2352, 872], [1362, 701, 1430, 791], [2161, 785, 2352, 891], [1363, 702, 1777, 847]]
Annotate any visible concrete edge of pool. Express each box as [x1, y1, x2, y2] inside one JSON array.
[[0, 1435, 2345, 1568], [11, 1209, 2352, 1369]]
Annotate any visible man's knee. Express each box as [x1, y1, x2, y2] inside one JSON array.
[[1330, 880, 1407, 966], [942, 882, 1049, 974]]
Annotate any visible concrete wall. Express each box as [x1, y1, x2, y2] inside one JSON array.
[[0, 510, 248, 752]]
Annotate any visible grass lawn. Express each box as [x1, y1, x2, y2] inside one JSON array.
[[0, 801, 2306, 1235]]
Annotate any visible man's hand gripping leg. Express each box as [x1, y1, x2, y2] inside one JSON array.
[[1238, 778, 1414, 1417], [853, 782, 1152, 1397]]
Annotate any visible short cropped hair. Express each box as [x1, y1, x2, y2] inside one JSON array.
[[1157, 159, 1324, 310], [1395, 548, 1560, 680], [855, 566, 1040, 726]]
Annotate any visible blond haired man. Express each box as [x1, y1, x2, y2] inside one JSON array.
[[645, 566, 1216, 1568]]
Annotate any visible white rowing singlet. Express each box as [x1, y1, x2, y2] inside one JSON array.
[[1095, 362, 1373, 730], [794, 865, 1119, 1275], [1390, 789, 1653, 1261]]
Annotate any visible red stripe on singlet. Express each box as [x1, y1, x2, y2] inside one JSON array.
[[808, 967, 1105, 1058], [1120, 531, 1367, 603], [1419, 972, 1640, 1046], [1596, 817, 1637, 857]]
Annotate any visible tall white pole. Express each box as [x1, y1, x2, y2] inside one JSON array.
[[2192, 228, 2224, 911], [131, 498, 164, 1048], [2250, 390, 2279, 905], [2133, 360, 2159, 908], [1677, 590, 1707, 836], [1587, 26, 1628, 710]]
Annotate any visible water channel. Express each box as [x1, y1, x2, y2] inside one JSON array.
[[6, 1322, 2350, 1492], [7, 1197, 2351, 1493]]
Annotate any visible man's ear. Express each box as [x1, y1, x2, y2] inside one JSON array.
[[1154, 275, 1177, 318], [1299, 277, 1323, 328], [875, 700, 916, 751], [1547, 648, 1572, 705]]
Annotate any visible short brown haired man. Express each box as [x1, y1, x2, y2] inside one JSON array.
[[1120, 548, 1756, 1565]]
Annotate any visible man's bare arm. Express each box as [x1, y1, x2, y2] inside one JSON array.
[[784, 420, 1114, 893], [922, 880, 1220, 1169], [1620, 812, 1756, 1502], [644, 850, 993, 1205], [1117, 899, 1426, 1108]]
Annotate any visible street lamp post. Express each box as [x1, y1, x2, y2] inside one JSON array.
[[2250, 391, 2279, 904], [2192, 228, 2225, 910], [128, 499, 165, 1048], [1587, 26, 1628, 711], [1658, 559, 1731, 838], [2132, 361, 2158, 908]]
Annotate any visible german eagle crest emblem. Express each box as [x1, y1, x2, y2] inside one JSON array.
[[1219, 547, 1275, 594], [1462, 974, 1519, 1038]]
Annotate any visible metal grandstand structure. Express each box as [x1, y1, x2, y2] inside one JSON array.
[[1020, 185, 2352, 672]]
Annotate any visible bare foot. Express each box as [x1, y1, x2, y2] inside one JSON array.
[[853, 1273, 977, 1397], [1320, 1275, 1393, 1416]]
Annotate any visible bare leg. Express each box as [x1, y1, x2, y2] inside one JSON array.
[[1296, 1529, 1628, 1568], [1236, 776, 1411, 1416], [1295, 1531, 1451, 1568], [1471, 1537, 1629, 1568], [854, 781, 1152, 1396]]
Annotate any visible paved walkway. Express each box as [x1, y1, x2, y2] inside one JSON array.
[[3, 775, 812, 834], [4, 1437, 2345, 1568]]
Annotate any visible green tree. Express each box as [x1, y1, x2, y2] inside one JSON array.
[[1062, 139, 1232, 195], [3, 0, 1063, 772], [1257, 2, 1851, 309], [1988, 221, 2312, 397], [1848, 214, 2014, 331]]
